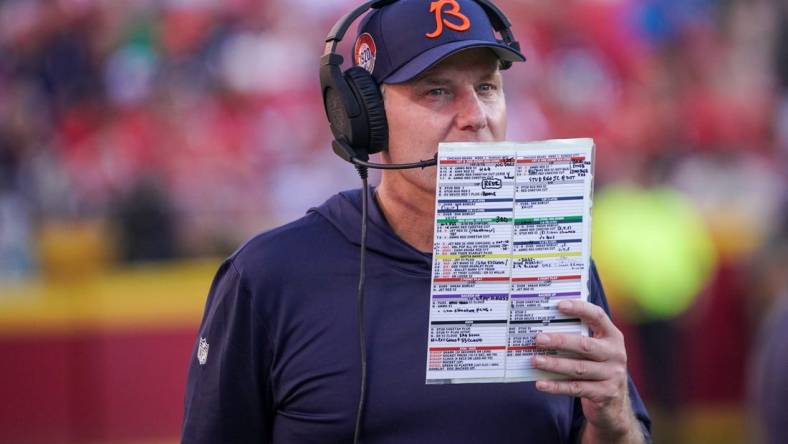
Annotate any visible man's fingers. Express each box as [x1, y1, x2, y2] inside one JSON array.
[[534, 332, 613, 362], [532, 355, 608, 380], [535, 379, 599, 399], [556, 300, 621, 339]]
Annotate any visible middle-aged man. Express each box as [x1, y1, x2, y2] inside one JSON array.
[[182, 1, 652, 442]]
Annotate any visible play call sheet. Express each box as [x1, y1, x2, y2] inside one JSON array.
[[426, 139, 595, 384]]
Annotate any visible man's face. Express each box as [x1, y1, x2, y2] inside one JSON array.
[[381, 48, 507, 194]]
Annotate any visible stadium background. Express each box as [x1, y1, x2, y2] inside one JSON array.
[[0, 0, 786, 442]]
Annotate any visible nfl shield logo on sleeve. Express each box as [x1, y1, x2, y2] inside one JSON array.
[[197, 337, 209, 365]]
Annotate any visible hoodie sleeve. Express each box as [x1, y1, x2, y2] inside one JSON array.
[[182, 259, 274, 443], [568, 261, 653, 443]]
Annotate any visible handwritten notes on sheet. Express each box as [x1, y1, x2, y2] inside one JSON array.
[[426, 139, 595, 384]]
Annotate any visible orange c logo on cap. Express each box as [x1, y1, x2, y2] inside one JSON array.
[[426, 0, 471, 39]]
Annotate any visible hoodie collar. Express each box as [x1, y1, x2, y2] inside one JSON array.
[[309, 187, 432, 274]]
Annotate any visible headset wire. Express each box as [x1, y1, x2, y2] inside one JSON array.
[[353, 165, 370, 444], [351, 156, 435, 443]]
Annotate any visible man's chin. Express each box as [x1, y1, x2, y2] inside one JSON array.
[[402, 169, 437, 197]]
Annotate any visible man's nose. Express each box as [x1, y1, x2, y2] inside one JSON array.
[[454, 88, 487, 132]]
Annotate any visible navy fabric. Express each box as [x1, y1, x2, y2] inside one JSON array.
[[182, 188, 651, 443], [752, 297, 788, 444], [355, 0, 525, 84]]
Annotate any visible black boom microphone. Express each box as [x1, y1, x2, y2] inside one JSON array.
[[332, 138, 437, 170]]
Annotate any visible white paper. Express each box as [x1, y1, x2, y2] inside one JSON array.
[[426, 139, 595, 384]]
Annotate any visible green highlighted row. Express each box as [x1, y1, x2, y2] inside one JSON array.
[[437, 217, 510, 224]]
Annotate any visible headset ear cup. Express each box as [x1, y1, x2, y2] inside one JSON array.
[[345, 67, 388, 155], [323, 85, 353, 144]]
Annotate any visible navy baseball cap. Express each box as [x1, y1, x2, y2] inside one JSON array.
[[352, 0, 525, 84]]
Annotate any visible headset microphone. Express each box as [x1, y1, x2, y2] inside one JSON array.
[[332, 138, 437, 170]]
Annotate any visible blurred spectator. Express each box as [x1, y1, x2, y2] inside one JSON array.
[[111, 176, 178, 263], [748, 228, 788, 444], [0, 125, 35, 279], [749, 4, 788, 438]]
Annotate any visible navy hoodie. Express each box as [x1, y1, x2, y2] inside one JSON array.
[[182, 188, 651, 443]]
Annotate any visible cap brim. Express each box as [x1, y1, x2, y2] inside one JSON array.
[[382, 40, 526, 84]]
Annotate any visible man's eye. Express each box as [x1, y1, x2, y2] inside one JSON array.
[[427, 88, 449, 96], [478, 83, 497, 93]]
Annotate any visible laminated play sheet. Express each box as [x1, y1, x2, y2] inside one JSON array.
[[426, 139, 595, 384]]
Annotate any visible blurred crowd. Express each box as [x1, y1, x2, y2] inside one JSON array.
[[0, 0, 785, 263], [0, 0, 787, 439], [0, 0, 364, 268]]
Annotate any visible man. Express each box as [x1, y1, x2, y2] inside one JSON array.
[[182, 1, 651, 442]]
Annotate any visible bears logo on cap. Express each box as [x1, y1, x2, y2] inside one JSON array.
[[354, 33, 377, 74], [426, 0, 471, 39]]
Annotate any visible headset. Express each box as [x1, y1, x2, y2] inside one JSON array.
[[319, 2, 521, 442], [320, 0, 521, 169]]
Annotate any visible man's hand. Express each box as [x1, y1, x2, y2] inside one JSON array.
[[532, 300, 645, 444]]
